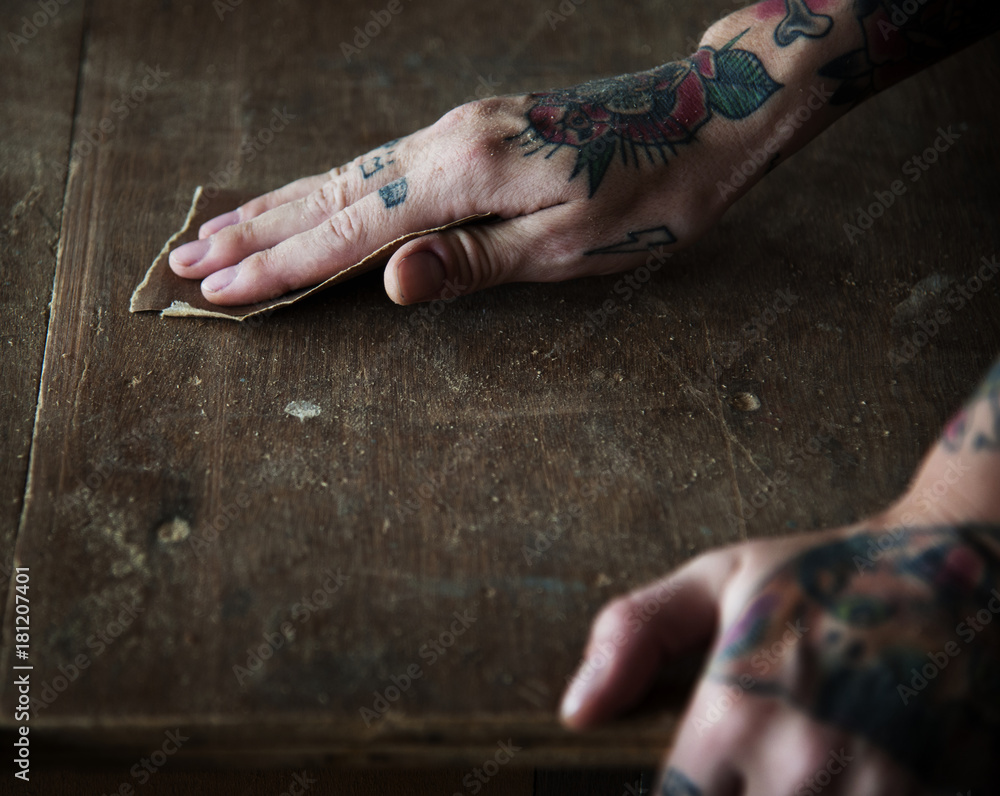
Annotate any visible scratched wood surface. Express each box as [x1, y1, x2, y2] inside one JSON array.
[[0, 0, 85, 623], [1, 0, 999, 784]]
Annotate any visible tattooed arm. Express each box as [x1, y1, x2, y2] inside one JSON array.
[[561, 358, 1000, 795], [696, 0, 1000, 206], [169, 1, 1000, 307]]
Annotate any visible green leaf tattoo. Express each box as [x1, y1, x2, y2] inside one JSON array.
[[705, 44, 783, 119], [571, 135, 617, 198]]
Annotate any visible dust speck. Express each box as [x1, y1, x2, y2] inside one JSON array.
[[157, 517, 191, 543], [732, 392, 761, 412], [284, 400, 322, 422], [111, 561, 133, 577]]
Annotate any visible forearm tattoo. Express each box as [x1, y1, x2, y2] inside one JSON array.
[[511, 31, 782, 197], [707, 524, 1000, 792], [774, 0, 834, 47], [818, 0, 1000, 105]]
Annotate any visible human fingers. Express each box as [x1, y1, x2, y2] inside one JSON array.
[[559, 547, 740, 730]]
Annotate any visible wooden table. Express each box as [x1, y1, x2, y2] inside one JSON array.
[[1, 0, 998, 792]]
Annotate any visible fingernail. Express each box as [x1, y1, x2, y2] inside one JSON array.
[[170, 237, 211, 268], [396, 250, 445, 303], [200, 210, 240, 238], [203, 266, 237, 293]]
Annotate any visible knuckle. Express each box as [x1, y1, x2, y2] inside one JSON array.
[[238, 198, 266, 219], [215, 218, 258, 253], [325, 204, 362, 248], [449, 228, 500, 291], [439, 96, 511, 130], [241, 249, 270, 277], [238, 250, 266, 282], [306, 180, 348, 219], [242, 249, 292, 297], [435, 100, 478, 133], [436, 97, 523, 172]]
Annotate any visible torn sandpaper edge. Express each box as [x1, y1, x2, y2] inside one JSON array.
[[130, 185, 495, 321]]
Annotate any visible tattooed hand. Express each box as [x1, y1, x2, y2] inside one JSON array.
[[561, 360, 1000, 795], [167, 28, 788, 306], [167, 0, 999, 307], [167, 0, 998, 308]]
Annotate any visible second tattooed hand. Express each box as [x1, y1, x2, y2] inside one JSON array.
[[559, 355, 1000, 794], [168, 0, 1000, 307]]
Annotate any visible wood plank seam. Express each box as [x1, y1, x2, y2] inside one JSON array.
[[6, 0, 92, 641]]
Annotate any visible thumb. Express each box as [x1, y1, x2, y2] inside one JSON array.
[[383, 206, 575, 305], [560, 547, 740, 730]]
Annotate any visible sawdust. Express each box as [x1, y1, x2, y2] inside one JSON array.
[[156, 517, 191, 543], [732, 392, 761, 412], [284, 400, 322, 422], [65, 502, 152, 617], [95, 510, 150, 579]]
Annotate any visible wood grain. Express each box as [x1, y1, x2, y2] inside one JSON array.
[[1, 0, 998, 777], [0, 0, 85, 619]]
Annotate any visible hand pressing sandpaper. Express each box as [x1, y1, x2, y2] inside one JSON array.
[[130, 186, 492, 321]]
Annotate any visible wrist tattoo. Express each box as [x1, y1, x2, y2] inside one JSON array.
[[818, 0, 1000, 105]]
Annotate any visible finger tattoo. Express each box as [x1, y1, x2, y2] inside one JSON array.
[[379, 176, 408, 209]]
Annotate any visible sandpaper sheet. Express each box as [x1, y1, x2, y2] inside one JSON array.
[[130, 186, 492, 321]]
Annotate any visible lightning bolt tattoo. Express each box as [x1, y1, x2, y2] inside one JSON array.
[[585, 225, 677, 255]]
